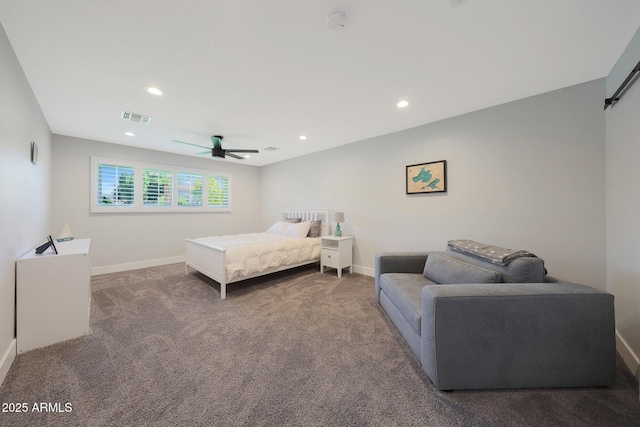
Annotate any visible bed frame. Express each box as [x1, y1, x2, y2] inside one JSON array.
[[185, 209, 331, 299]]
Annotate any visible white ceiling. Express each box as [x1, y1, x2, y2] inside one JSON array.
[[1, 1, 639, 166]]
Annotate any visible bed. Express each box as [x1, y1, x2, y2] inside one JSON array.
[[185, 209, 331, 299]]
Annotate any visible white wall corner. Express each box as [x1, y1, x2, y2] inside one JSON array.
[[0, 339, 16, 388]]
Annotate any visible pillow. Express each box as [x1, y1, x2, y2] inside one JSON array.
[[307, 220, 322, 238], [423, 252, 502, 284], [283, 221, 311, 239], [266, 221, 289, 235], [283, 217, 301, 223]]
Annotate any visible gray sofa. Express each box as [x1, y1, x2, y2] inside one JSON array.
[[375, 245, 616, 391]]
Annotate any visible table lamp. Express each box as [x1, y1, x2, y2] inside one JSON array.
[[334, 212, 345, 237]]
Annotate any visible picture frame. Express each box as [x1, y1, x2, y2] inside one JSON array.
[[30, 141, 38, 165], [406, 160, 447, 194]]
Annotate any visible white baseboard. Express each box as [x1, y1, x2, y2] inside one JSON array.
[[353, 264, 374, 277], [0, 339, 16, 387], [91, 256, 185, 276], [94, 258, 375, 278], [616, 330, 639, 382]]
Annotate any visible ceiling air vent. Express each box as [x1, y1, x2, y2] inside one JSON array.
[[120, 110, 152, 124]]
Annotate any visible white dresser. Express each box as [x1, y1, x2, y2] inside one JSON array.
[[16, 238, 91, 353]]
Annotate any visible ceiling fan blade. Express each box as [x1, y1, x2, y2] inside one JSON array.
[[172, 139, 211, 150], [175, 135, 256, 160], [225, 149, 259, 153]]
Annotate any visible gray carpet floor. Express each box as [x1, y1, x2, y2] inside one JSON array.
[[0, 263, 638, 426]]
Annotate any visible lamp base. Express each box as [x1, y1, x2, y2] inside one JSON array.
[[335, 223, 342, 237]]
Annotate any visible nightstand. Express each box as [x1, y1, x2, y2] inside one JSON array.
[[320, 235, 353, 278]]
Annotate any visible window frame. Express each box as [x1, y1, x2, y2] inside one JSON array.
[[91, 157, 232, 213]]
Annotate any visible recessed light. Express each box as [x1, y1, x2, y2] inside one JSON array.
[[397, 100, 409, 108], [147, 87, 163, 96], [124, 132, 135, 136], [299, 135, 307, 141], [244, 155, 251, 158]]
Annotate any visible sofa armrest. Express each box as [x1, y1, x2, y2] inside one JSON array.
[[375, 252, 430, 276], [375, 252, 430, 299], [421, 282, 615, 390]]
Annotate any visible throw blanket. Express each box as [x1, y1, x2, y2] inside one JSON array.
[[447, 239, 537, 266]]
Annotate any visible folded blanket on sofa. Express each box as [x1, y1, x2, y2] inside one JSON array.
[[447, 239, 537, 266]]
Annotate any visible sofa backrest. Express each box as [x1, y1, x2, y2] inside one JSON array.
[[443, 247, 546, 283], [423, 252, 503, 284]]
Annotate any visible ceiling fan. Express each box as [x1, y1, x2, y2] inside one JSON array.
[[172, 135, 258, 160]]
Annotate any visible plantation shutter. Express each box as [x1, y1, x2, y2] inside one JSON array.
[[97, 163, 135, 206], [208, 175, 230, 208], [177, 172, 203, 206], [143, 168, 173, 207]]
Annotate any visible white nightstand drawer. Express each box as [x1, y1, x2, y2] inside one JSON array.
[[322, 249, 339, 269]]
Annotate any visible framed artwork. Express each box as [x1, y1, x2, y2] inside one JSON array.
[[406, 160, 447, 194], [30, 141, 38, 165]]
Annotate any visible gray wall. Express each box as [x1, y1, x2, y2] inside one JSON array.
[[0, 23, 52, 383], [52, 135, 262, 273], [606, 26, 640, 377], [260, 80, 607, 290]]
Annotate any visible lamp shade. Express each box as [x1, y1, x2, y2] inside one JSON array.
[[333, 212, 345, 223]]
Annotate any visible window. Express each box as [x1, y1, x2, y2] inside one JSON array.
[[96, 162, 135, 208], [177, 172, 203, 207], [143, 168, 173, 207], [208, 175, 229, 208], [91, 157, 231, 213]]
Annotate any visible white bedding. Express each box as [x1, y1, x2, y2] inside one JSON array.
[[192, 233, 321, 281]]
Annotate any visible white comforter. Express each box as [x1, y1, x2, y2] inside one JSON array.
[[193, 233, 321, 281]]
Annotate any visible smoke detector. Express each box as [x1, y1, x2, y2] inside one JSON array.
[[326, 12, 346, 30]]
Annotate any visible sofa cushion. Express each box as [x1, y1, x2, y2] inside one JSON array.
[[423, 252, 502, 284], [445, 247, 546, 283], [379, 273, 435, 335]]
